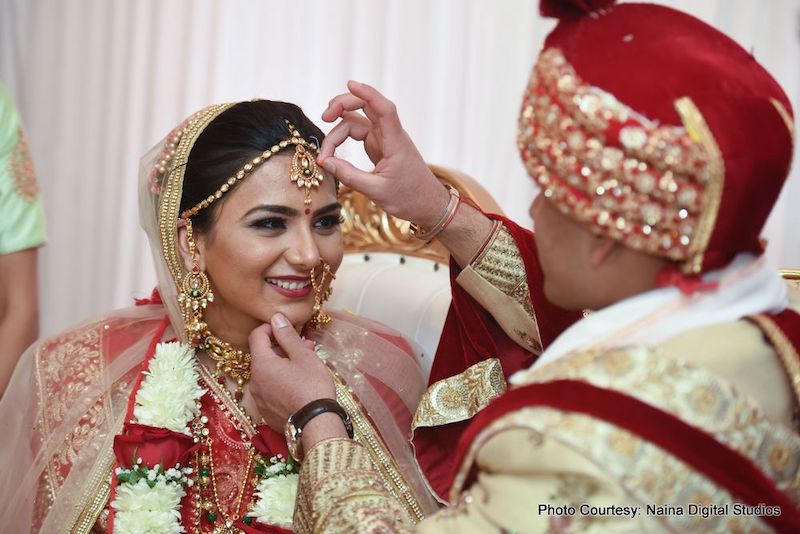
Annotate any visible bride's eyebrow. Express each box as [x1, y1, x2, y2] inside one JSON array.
[[240, 202, 342, 220], [312, 202, 342, 217], [241, 204, 297, 219]]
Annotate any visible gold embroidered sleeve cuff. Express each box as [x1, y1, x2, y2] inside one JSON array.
[[295, 438, 414, 534], [412, 359, 506, 429], [457, 224, 542, 353]]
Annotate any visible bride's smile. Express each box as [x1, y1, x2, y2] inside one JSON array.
[[179, 154, 343, 349]]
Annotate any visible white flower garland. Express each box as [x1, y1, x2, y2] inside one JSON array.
[[112, 464, 194, 534], [132, 341, 205, 433], [250, 455, 300, 528], [112, 342, 203, 534], [111, 341, 299, 532]]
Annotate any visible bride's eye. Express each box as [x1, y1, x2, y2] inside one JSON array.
[[314, 214, 343, 231], [250, 217, 287, 230]]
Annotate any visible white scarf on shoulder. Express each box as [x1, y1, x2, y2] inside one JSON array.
[[512, 253, 788, 383]]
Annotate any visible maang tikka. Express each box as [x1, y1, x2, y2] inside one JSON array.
[[286, 120, 324, 205], [309, 261, 334, 328]]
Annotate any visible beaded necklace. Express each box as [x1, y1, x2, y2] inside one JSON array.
[[190, 366, 260, 533]]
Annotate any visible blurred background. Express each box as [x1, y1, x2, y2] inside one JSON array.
[[1, 0, 798, 337]]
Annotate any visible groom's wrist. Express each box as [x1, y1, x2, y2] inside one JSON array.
[[301, 413, 349, 452]]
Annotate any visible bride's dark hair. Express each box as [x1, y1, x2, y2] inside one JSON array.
[[180, 100, 326, 233]]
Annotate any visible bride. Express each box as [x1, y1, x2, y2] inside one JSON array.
[[0, 100, 437, 533]]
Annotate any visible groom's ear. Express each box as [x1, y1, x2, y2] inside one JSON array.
[[176, 219, 207, 272], [588, 235, 618, 269]]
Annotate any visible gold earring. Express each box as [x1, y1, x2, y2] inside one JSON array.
[[177, 218, 214, 345], [309, 261, 334, 328]]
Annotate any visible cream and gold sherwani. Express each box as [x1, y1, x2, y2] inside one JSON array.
[[293, 221, 800, 533]]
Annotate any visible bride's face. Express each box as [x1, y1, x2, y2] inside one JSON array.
[[189, 154, 342, 337]]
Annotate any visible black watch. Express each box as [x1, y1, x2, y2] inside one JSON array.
[[284, 398, 353, 460]]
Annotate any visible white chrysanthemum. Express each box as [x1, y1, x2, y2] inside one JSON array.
[[250, 473, 299, 528], [112, 478, 186, 534], [133, 342, 205, 433], [266, 462, 286, 476]]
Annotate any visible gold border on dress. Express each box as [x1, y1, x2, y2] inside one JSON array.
[[158, 104, 236, 287], [67, 411, 126, 534], [331, 372, 426, 522]]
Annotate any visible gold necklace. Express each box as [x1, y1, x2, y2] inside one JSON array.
[[193, 375, 259, 533], [201, 332, 252, 400], [194, 439, 256, 533]]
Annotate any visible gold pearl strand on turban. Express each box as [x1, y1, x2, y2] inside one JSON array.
[[156, 112, 325, 399]]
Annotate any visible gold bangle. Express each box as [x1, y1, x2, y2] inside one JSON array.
[[409, 185, 460, 241]]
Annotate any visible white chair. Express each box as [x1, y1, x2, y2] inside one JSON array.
[[329, 165, 503, 377]]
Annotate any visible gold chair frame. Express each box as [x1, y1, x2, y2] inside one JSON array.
[[782, 269, 800, 289], [340, 165, 503, 265]]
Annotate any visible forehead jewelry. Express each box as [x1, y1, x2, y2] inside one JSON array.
[[181, 120, 323, 220], [287, 121, 324, 206]]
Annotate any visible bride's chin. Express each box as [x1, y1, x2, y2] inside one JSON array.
[[261, 304, 314, 327]]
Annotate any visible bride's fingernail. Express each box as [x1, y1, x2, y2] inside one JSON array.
[[272, 313, 291, 329]]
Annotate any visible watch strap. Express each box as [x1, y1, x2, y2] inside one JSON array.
[[289, 398, 354, 439]]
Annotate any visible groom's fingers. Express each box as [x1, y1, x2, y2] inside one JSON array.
[[319, 157, 383, 198], [270, 313, 316, 363], [322, 91, 352, 122], [249, 323, 292, 379], [322, 93, 367, 122], [346, 81, 404, 139], [318, 113, 372, 160]]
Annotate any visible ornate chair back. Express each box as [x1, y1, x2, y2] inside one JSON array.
[[329, 166, 503, 376]]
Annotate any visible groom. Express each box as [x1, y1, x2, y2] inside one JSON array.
[[250, 0, 800, 531]]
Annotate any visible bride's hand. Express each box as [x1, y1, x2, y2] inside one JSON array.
[[318, 80, 450, 230], [248, 314, 346, 445]]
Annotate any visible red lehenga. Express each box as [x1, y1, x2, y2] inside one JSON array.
[[0, 296, 437, 533], [112, 354, 296, 533], [106, 321, 297, 534]]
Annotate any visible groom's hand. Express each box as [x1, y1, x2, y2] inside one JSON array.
[[318, 81, 450, 231], [248, 314, 346, 450], [319, 81, 495, 267]]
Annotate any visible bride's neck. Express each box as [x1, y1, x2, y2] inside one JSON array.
[[202, 311, 255, 352]]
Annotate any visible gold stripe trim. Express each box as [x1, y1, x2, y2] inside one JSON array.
[[68, 410, 126, 533], [68, 323, 126, 533], [675, 97, 725, 274], [158, 103, 237, 288], [770, 98, 795, 140], [470, 220, 503, 266], [34, 340, 56, 505], [332, 373, 425, 522], [747, 314, 800, 413], [472, 226, 536, 322], [412, 358, 506, 429]]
